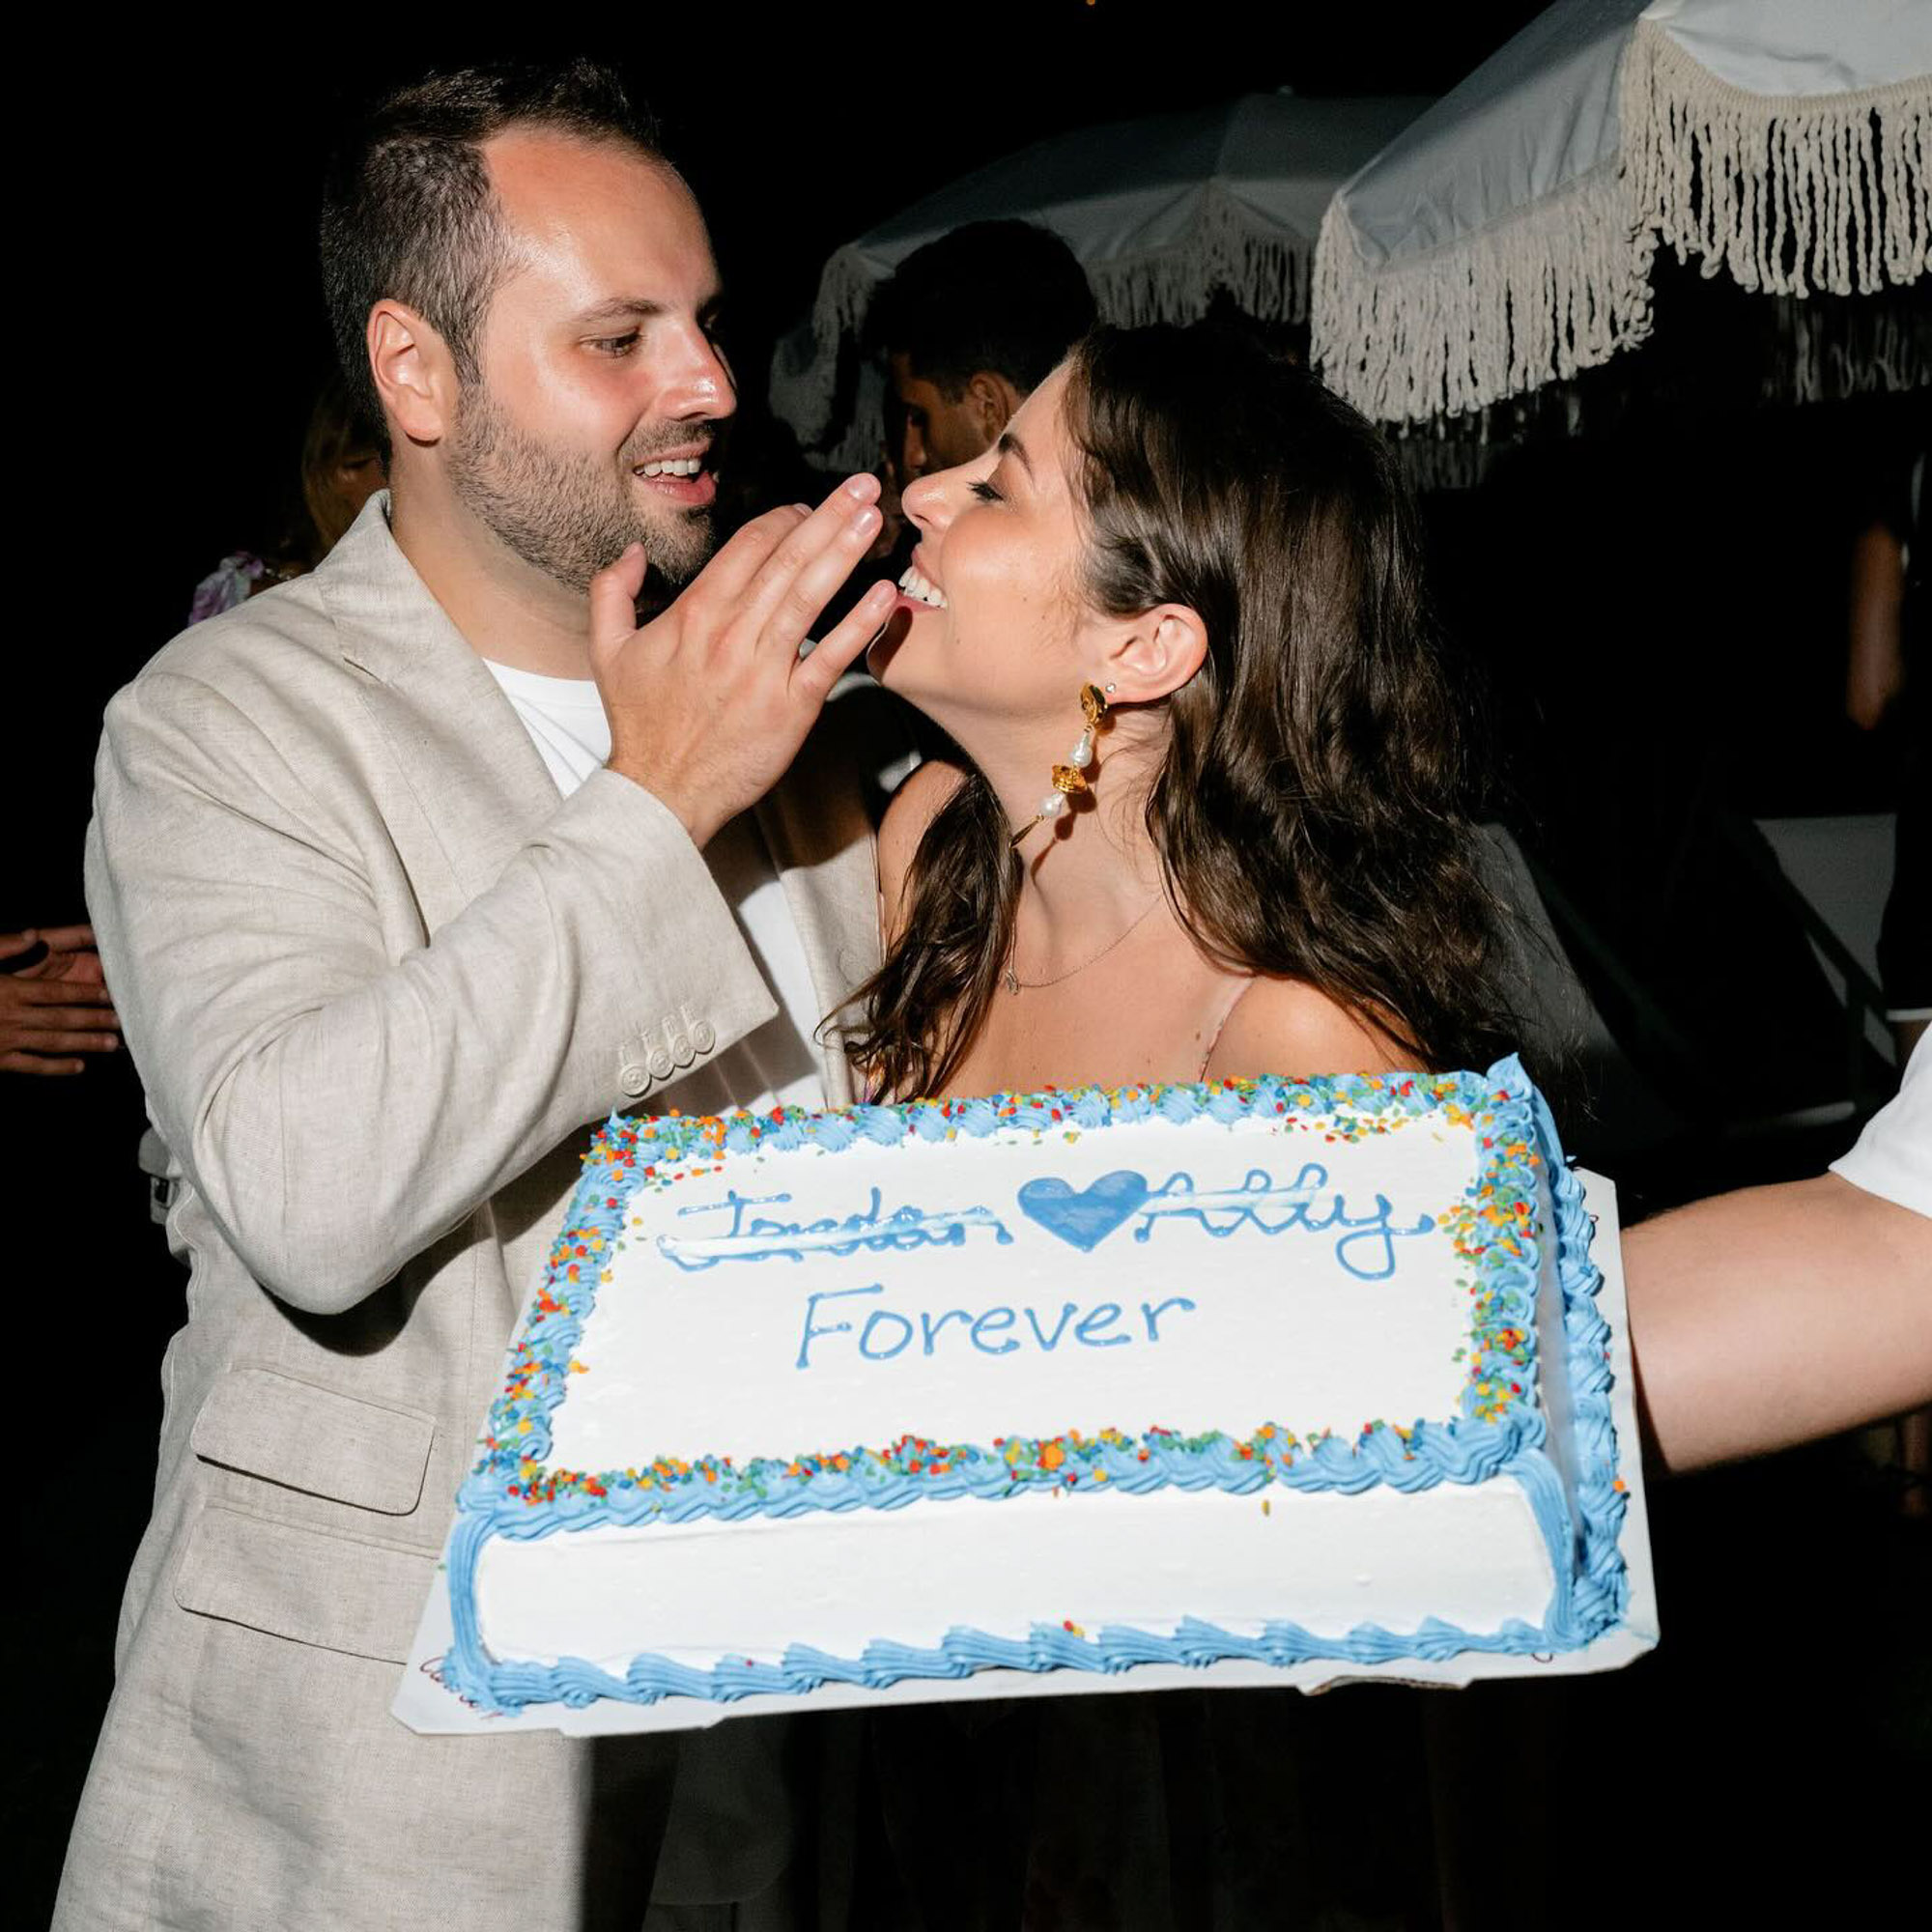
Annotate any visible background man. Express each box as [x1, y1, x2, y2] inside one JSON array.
[[867, 219, 1097, 484], [58, 60, 898, 1930]]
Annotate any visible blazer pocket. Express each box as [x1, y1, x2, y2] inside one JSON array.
[[174, 1503, 436, 1662], [190, 1366, 435, 1516]]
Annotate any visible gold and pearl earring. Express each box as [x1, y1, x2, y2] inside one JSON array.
[[1010, 683, 1114, 849]]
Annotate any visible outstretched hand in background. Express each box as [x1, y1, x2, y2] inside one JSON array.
[[0, 924, 121, 1075]]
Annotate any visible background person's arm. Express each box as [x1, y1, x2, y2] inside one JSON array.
[[0, 924, 119, 1074], [1626, 1173, 1932, 1475]]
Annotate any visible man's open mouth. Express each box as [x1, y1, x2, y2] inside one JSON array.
[[632, 449, 718, 504]]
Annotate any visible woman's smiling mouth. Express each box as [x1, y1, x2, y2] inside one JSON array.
[[896, 548, 948, 612]]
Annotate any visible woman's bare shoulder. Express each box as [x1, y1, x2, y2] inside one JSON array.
[[877, 757, 967, 941], [1204, 977, 1416, 1082]]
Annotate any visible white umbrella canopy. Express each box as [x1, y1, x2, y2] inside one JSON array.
[[771, 91, 1431, 469], [1312, 0, 1932, 427]]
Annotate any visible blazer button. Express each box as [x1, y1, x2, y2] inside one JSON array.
[[670, 1031, 695, 1068], [692, 1021, 716, 1053], [647, 1046, 674, 1081], [618, 1064, 648, 1097]]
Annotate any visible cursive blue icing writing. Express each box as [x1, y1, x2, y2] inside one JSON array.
[[1126, 1164, 1435, 1281], [1024, 1302, 1080, 1351], [796, 1283, 884, 1369], [662, 1187, 1011, 1270], [797, 1283, 1199, 1369]]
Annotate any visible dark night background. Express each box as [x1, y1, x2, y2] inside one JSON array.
[[13, 8, 1927, 1924]]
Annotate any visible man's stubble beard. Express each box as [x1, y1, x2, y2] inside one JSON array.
[[446, 383, 716, 594]]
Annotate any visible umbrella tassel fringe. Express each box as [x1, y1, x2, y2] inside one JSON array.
[[1313, 16, 1932, 426]]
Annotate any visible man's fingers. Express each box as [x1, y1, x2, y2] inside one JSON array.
[[772, 505, 884, 643], [0, 929, 39, 961], [10, 1014, 119, 1046], [684, 505, 810, 610], [792, 581, 898, 706], [15, 1028, 116, 1059], [1, 1051, 86, 1082], [736, 478, 882, 639], [35, 923, 95, 952], [7, 1026, 117, 1053], [51, 951, 110, 988], [587, 544, 649, 673], [11, 1001, 119, 1032], [15, 979, 116, 1009]]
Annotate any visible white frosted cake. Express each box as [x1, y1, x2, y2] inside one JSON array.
[[440, 1058, 1634, 1718]]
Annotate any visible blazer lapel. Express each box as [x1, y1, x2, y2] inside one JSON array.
[[314, 496, 562, 921]]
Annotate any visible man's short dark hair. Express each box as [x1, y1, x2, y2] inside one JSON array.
[[319, 60, 663, 438], [865, 220, 1097, 399]]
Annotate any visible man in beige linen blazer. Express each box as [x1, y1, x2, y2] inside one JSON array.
[[56, 63, 901, 1932]]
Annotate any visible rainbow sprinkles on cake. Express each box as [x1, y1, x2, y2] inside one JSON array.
[[440, 1056, 1636, 1717]]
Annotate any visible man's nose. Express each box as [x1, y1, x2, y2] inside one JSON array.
[[899, 424, 927, 481], [658, 326, 738, 420]]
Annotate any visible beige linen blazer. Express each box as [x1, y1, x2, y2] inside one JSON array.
[[57, 496, 892, 1929]]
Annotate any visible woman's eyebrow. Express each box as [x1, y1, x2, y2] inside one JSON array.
[[995, 429, 1035, 479]]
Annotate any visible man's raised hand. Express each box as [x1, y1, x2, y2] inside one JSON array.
[[589, 475, 897, 847]]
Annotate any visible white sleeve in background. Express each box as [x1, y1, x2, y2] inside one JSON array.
[[1831, 1035, 1931, 1219]]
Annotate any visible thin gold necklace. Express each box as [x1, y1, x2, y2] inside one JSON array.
[[1002, 895, 1161, 996]]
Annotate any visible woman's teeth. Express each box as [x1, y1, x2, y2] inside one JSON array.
[[637, 457, 704, 477], [898, 565, 948, 609]]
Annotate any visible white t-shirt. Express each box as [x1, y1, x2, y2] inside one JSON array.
[[483, 658, 827, 1114], [1831, 1034, 1930, 1219]]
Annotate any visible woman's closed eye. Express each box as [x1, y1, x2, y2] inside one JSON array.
[[969, 478, 1003, 504]]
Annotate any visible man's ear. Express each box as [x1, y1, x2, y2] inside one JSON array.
[[368, 300, 455, 448], [1097, 606, 1209, 704], [965, 370, 1024, 442]]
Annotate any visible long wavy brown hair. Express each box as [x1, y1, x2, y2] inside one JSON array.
[[843, 323, 1518, 1099]]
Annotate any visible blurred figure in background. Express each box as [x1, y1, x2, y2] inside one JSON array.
[[866, 218, 1097, 485], [1845, 437, 1929, 1513], [838, 219, 1096, 632], [188, 380, 385, 623], [300, 375, 387, 553], [1845, 440, 1928, 1066]]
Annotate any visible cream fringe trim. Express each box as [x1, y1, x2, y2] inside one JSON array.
[[1314, 17, 1932, 424], [1312, 161, 1656, 427], [788, 192, 1318, 463]]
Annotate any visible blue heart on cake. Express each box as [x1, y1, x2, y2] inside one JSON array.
[[1016, 1170, 1151, 1251]]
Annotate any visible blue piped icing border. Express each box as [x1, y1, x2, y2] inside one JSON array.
[[441, 1056, 1627, 1712]]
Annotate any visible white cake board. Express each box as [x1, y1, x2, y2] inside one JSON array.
[[393, 1171, 1658, 1738]]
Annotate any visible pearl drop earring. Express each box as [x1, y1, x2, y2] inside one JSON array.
[[1011, 684, 1111, 850]]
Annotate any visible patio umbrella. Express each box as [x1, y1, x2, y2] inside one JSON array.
[[1312, 0, 1932, 427], [771, 92, 1430, 469]]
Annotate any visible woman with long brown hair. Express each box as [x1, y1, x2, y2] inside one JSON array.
[[852, 320, 1515, 1104], [844, 320, 1522, 1922]]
